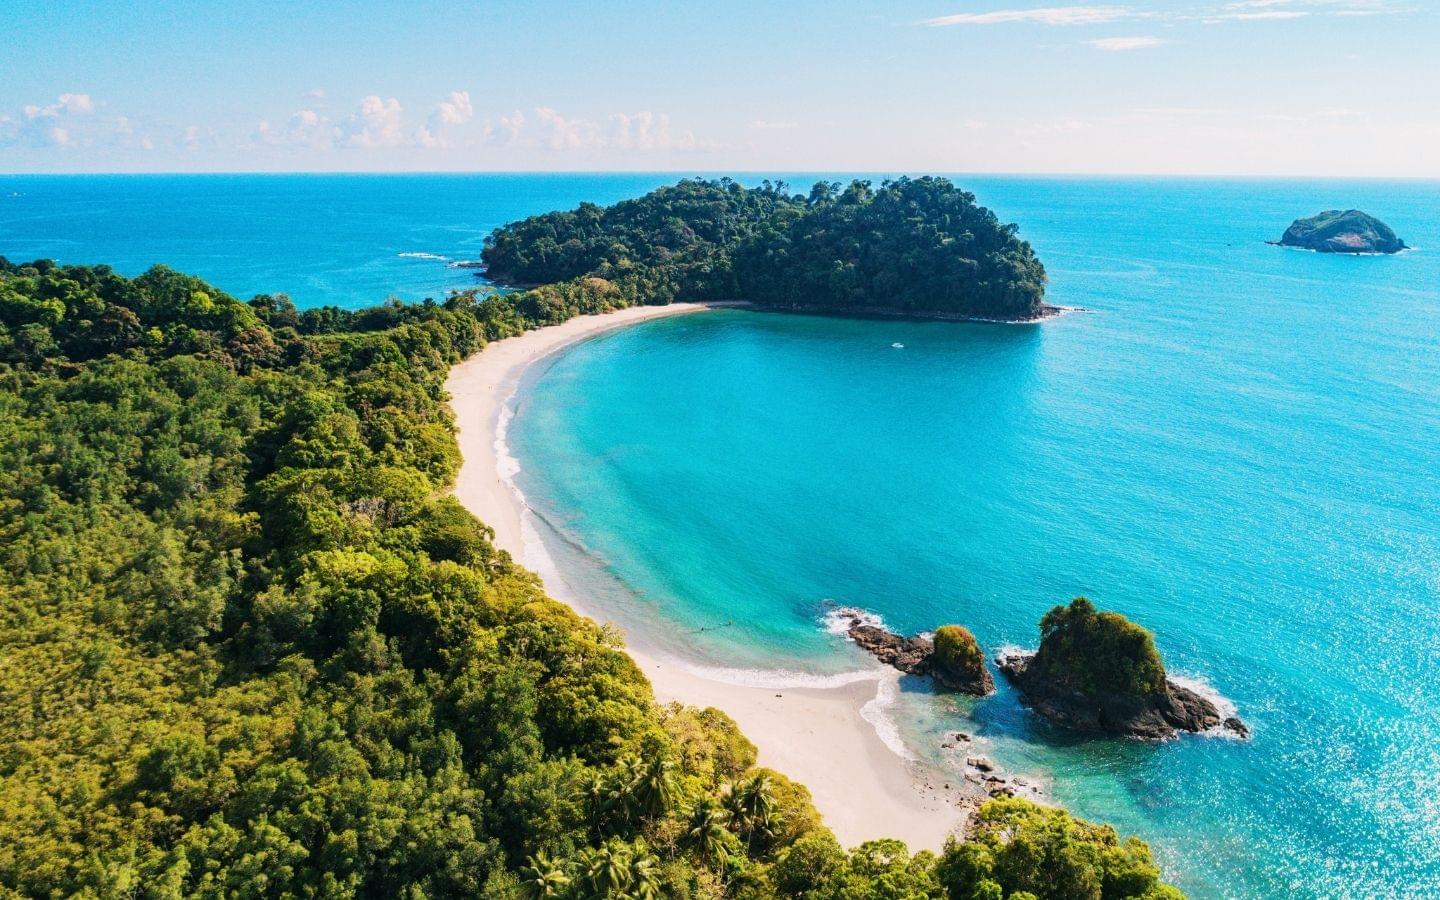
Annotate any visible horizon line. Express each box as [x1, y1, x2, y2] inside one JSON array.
[[3, 169, 1440, 182]]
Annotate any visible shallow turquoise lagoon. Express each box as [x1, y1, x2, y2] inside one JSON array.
[[508, 179, 1440, 898]]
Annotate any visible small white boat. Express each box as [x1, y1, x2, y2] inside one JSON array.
[[891, 342, 904, 349]]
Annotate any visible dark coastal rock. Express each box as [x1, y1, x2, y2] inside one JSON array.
[[839, 610, 994, 696], [848, 623, 933, 675], [996, 650, 1248, 740], [1274, 209, 1406, 254]]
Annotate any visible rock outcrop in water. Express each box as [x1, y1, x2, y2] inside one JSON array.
[[839, 610, 994, 696], [847, 621, 932, 674], [997, 598, 1248, 740], [1274, 209, 1406, 254], [931, 625, 995, 695]]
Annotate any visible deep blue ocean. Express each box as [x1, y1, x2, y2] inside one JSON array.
[[4, 173, 1437, 898]]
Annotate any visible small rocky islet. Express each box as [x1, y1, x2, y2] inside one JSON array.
[[1000, 598, 1249, 740], [838, 611, 994, 695], [1272, 209, 1407, 254], [837, 597, 1247, 740]]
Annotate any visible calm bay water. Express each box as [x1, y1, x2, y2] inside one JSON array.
[[5, 173, 1437, 897], [508, 180, 1440, 898]]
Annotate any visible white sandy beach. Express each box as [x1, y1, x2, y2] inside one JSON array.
[[445, 301, 968, 852]]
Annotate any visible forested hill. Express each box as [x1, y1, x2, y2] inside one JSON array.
[[482, 177, 1050, 321], [0, 258, 1177, 897]]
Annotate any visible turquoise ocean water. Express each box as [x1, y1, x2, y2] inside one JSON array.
[[4, 174, 1438, 897]]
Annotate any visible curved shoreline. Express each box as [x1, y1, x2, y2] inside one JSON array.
[[445, 302, 970, 851]]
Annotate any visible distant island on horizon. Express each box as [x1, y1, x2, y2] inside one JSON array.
[[1273, 209, 1407, 255]]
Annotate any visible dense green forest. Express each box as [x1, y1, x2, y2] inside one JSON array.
[[481, 178, 1049, 321], [0, 258, 1176, 897]]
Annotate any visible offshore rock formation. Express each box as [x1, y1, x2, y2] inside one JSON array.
[[838, 610, 994, 696], [1274, 209, 1406, 254], [930, 625, 995, 695], [996, 598, 1248, 740], [996, 650, 1248, 740]]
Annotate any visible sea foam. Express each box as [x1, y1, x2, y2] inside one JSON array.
[[821, 605, 887, 636], [860, 670, 919, 761], [1169, 672, 1247, 740]]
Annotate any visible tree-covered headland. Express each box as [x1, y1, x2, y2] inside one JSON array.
[[482, 177, 1050, 321], [0, 258, 1174, 897]]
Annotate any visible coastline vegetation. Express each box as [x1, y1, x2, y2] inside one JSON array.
[[1027, 598, 1168, 700], [481, 177, 1049, 321], [0, 258, 1176, 897]]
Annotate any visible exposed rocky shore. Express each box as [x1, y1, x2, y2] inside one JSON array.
[[996, 650, 1248, 740], [839, 610, 994, 696]]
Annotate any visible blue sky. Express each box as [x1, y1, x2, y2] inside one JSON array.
[[1, 0, 1435, 175]]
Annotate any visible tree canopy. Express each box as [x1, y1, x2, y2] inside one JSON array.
[[0, 259, 1170, 898], [1027, 598, 1169, 700], [481, 177, 1049, 320], [932, 625, 989, 687]]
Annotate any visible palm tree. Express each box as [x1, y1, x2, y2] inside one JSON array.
[[609, 753, 644, 824], [518, 851, 570, 899], [577, 838, 634, 898], [582, 769, 611, 828], [685, 799, 733, 874], [629, 851, 663, 900], [726, 772, 778, 852], [631, 754, 678, 819]]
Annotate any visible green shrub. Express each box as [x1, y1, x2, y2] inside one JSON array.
[[933, 625, 986, 680]]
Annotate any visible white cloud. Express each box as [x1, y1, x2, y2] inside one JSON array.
[[611, 111, 708, 151], [433, 91, 473, 127], [3, 93, 112, 148], [1206, 9, 1309, 19], [924, 5, 1133, 26], [1086, 35, 1170, 49], [1201, 0, 1399, 21], [255, 108, 335, 149], [535, 107, 598, 150], [23, 93, 95, 119], [339, 95, 404, 148], [181, 125, 221, 151], [499, 107, 716, 153], [923, 0, 1401, 29], [416, 90, 474, 148], [483, 110, 525, 146], [1128, 106, 1227, 116], [751, 120, 800, 130]]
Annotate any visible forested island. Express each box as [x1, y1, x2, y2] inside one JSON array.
[[0, 258, 1181, 897], [482, 177, 1052, 321], [1273, 209, 1407, 254]]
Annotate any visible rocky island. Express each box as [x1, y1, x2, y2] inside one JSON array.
[[1274, 209, 1407, 254], [839, 611, 994, 695], [997, 598, 1248, 740]]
